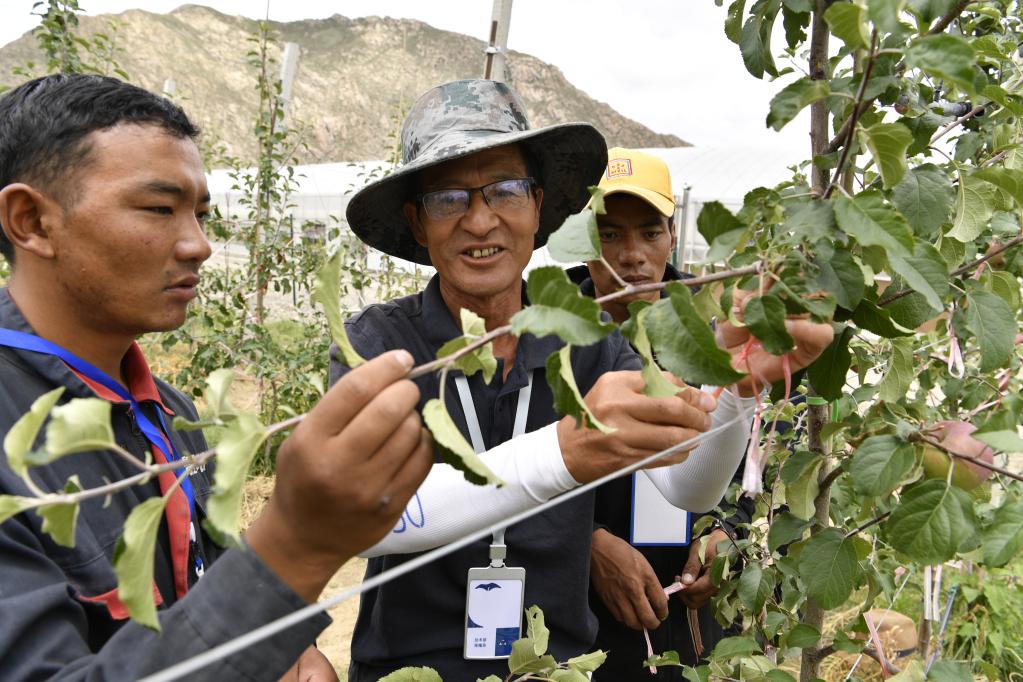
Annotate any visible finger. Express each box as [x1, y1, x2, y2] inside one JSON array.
[[623, 423, 705, 459], [356, 409, 427, 477], [329, 379, 422, 457], [305, 351, 416, 435], [681, 550, 702, 586], [628, 590, 660, 631], [625, 392, 713, 431], [378, 428, 435, 514], [643, 573, 669, 623]]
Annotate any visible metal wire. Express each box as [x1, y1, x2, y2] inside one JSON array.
[[140, 409, 753, 682]]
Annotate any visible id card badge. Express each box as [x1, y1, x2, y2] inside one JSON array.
[[464, 565, 526, 659], [630, 472, 691, 546]]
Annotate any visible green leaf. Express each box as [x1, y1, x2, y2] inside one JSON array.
[[765, 671, 797, 682], [549, 669, 590, 682], [38, 475, 82, 548], [744, 294, 795, 355], [437, 309, 498, 384], [767, 77, 830, 131], [867, 0, 906, 33], [981, 497, 1023, 568], [511, 267, 614, 346], [4, 387, 64, 478], [566, 649, 607, 673], [891, 164, 955, 235], [781, 450, 823, 521], [525, 605, 549, 656], [710, 635, 761, 659], [423, 398, 505, 486], [985, 270, 1020, 311], [206, 411, 268, 542], [965, 289, 1015, 372], [697, 201, 744, 244], [508, 639, 557, 674], [42, 398, 116, 459], [740, 4, 779, 79], [0, 494, 36, 525], [621, 302, 681, 398], [798, 528, 860, 609], [927, 661, 972, 682], [313, 249, 365, 368], [201, 368, 237, 421], [833, 191, 913, 257], [646, 282, 746, 387], [885, 480, 978, 564], [738, 563, 773, 612], [887, 242, 949, 313], [546, 209, 602, 263], [813, 248, 864, 311], [862, 122, 913, 189], [113, 496, 167, 630], [825, 2, 869, 50], [850, 435, 915, 496], [725, 0, 748, 44], [878, 338, 915, 403], [768, 511, 810, 553], [948, 172, 998, 243], [644, 651, 683, 667], [806, 324, 852, 401], [379, 667, 443, 682], [786, 623, 821, 648], [973, 429, 1023, 453], [973, 167, 1023, 208], [785, 199, 836, 242], [904, 34, 977, 96], [852, 299, 913, 338], [546, 346, 613, 433]]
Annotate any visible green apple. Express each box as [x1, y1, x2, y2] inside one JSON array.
[[921, 420, 994, 491]]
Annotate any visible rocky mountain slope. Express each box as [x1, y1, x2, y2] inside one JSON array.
[[0, 4, 687, 163]]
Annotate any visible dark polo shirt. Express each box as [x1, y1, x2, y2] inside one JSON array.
[[329, 274, 642, 681]]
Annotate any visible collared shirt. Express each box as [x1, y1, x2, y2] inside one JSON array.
[[329, 274, 642, 681], [67, 343, 195, 603]]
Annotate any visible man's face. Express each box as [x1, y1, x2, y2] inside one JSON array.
[[404, 144, 542, 304], [590, 193, 675, 304], [48, 123, 212, 336]]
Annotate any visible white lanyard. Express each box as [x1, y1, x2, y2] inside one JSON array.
[[453, 370, 533, 566]]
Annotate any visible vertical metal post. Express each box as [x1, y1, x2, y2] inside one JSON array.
[[484, 0, 514, 82], [673, 185, 691, 268], [279, 42, 301, 125]]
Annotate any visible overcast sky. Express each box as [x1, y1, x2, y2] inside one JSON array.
[[0, 1, 811, 153]]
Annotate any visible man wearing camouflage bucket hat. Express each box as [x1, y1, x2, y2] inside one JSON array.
[[331, 80, 757, 680]]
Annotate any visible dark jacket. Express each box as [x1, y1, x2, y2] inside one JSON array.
[[567, 264, 752, 679], [329, 275, 643, 682], [0, 289, 328, 680]]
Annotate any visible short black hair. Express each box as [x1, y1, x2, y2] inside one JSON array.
[[0, 74, 200, 263]]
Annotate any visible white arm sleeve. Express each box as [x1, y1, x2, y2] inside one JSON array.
[[361, 423, 577, 557], [641, 387, 757, 513]]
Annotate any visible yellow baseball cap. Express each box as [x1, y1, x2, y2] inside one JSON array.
[[597, 147, 675, 217]]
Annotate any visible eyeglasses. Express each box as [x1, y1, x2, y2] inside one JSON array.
[[417, 177, 536, 221]]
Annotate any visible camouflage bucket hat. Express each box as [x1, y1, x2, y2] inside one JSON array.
[[346, 79, 608, 265]]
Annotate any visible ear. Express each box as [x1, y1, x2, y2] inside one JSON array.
[[532, 187, 544, 233], [403, 200, 428, 247], [0, 183, 60, 260], [667, 216, 677, 253]]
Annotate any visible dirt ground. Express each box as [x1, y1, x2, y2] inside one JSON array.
[[241, 476, 363, 677]]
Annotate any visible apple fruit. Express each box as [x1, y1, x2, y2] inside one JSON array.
[[921, 420, 995, 490]]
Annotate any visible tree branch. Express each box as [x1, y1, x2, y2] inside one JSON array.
[[918, 435, 1023, 483], [824, 30, 878, 199], [879, 234, 1023, 306], [845, 511, 891, 538]]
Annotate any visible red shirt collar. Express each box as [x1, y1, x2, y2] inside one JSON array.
[[68, 342, 173, 414]]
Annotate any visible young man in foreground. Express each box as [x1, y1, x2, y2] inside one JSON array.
[[0, 74, 432, 680]]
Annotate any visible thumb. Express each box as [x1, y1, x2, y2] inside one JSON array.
[[680, 547, 702, 585]]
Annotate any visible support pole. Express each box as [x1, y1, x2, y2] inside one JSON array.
[[279, 42, 301, 125], [483, 0, 513, 82]]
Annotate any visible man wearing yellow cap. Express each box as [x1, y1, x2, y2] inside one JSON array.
[[568, 148, 749, 676]]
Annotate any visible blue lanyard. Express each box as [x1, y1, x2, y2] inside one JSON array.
[[0, 328, 195, 513]]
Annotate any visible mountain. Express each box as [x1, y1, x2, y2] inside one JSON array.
[[0, 4, 688, 163]]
